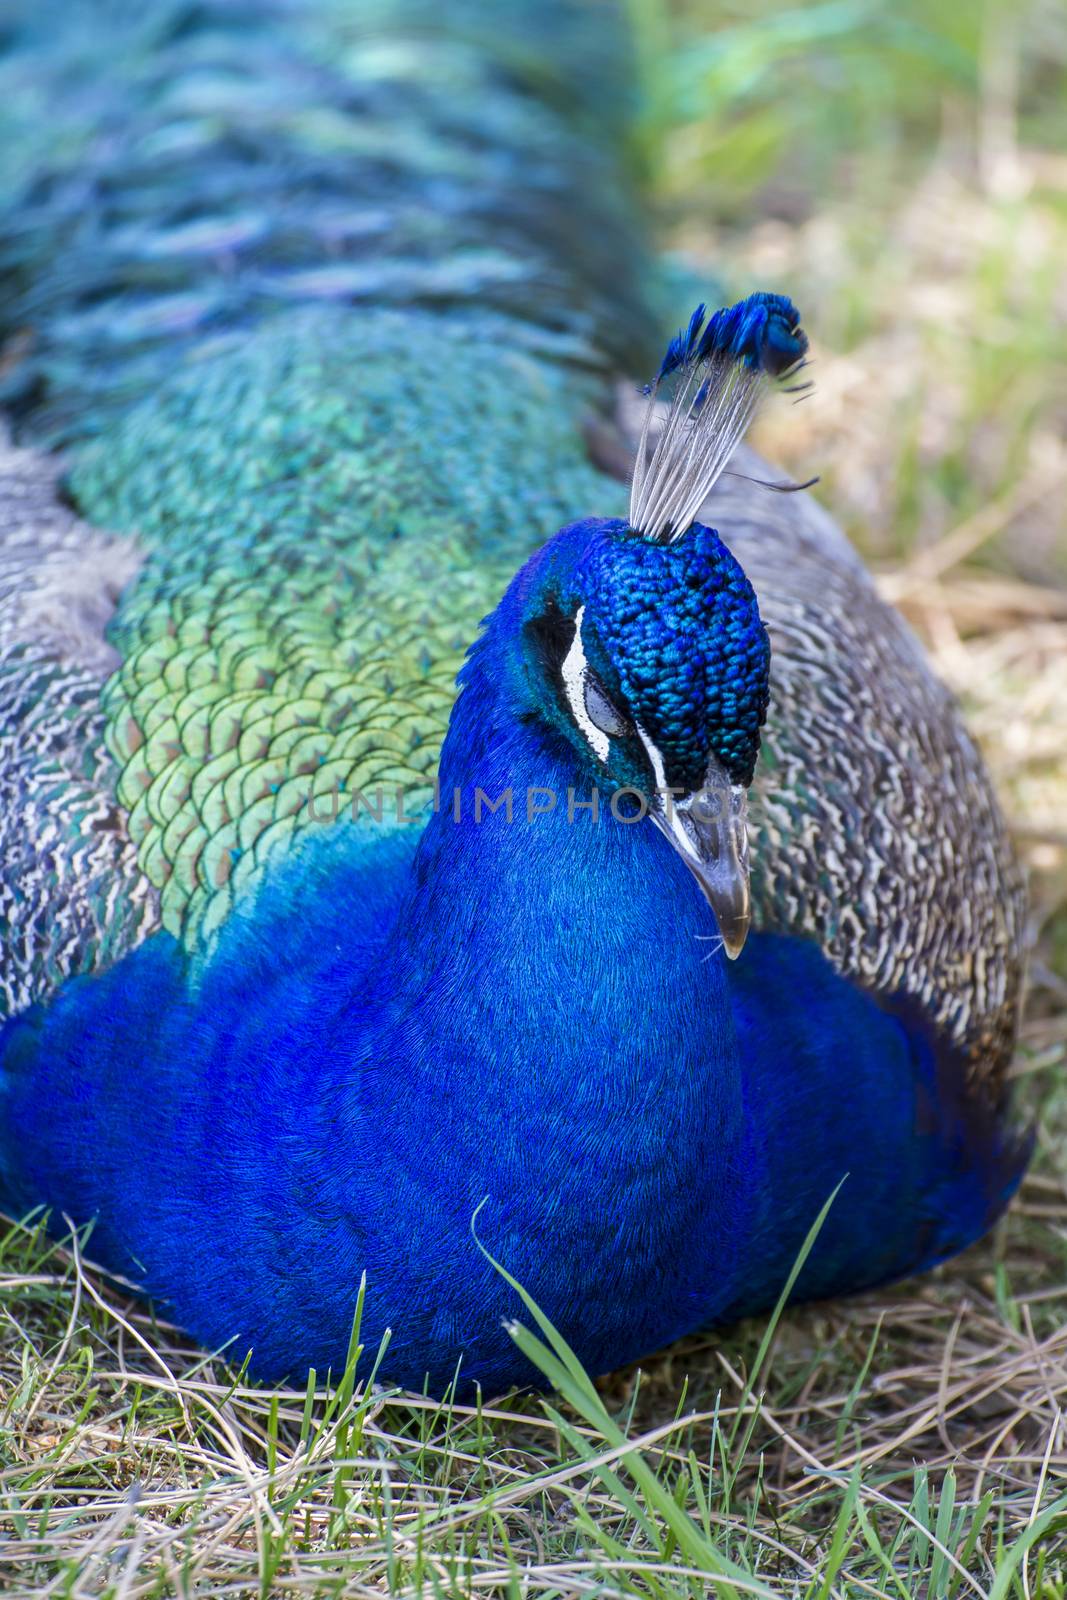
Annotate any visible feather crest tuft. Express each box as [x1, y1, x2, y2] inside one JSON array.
[[630, 292, 809, 544]]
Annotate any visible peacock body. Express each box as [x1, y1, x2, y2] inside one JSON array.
[[0, 0, 1027, 1392]]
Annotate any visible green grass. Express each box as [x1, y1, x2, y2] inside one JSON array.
[[3, 0, 1067, 1593], [3, 1178, 1067, 1595]]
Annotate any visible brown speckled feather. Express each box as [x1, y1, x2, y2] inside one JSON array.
[[713, 447, 1024, 1096]]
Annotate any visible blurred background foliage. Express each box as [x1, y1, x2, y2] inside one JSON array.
[[635, 0, 1067, 219], [629, 0, 1067, 560]]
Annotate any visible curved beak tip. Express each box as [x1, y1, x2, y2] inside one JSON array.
[[648, 769, 752, 963], [693, 872, 750, 960]]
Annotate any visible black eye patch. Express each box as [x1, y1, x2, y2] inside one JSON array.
[[524, 597, 576, 677]]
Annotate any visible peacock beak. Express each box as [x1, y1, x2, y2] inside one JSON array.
[[648, 764, 751, 959]]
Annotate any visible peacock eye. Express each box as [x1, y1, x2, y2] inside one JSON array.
[[558, 603, 631, 763], [583, 672, 630, 739]]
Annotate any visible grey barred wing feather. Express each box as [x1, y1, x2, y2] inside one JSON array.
[[0, 427, 158, 1017], [705, 445, 1024, 1094]]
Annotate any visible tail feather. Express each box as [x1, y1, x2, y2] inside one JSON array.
[[0, 0, 656, 1006], [0, 0, 656, 444]]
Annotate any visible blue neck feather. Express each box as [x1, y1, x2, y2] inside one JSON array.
[[341, 615, 758, 1382]]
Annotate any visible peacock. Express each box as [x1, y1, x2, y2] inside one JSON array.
[[0, 0, 1028, 1394]]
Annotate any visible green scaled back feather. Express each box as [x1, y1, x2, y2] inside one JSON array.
[[79, 308, 622, 944]]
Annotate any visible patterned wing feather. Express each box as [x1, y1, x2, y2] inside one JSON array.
[[706, 447, 1024, 1094], [0, 427, 159, 1014]]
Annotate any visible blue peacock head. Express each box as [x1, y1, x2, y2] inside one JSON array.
[[515, 292, 809, 957]]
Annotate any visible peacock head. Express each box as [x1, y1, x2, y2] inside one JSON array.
[[514, 292, 809, 958]]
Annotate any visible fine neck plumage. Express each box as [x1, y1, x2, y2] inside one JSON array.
[[381, 626, 739, 1109], [348, 638, 754, 1365]]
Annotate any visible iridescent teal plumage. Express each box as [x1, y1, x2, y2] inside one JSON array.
[[0, 0, 1028, 1394], [0, 0, 654, 443], [0, 0, 653, 990]]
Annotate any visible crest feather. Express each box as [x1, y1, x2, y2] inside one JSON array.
[[630, 292, 809, 545]]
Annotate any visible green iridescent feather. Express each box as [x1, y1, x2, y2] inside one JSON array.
[[0, 0, 653, 992], [77, 308, 623, 943]]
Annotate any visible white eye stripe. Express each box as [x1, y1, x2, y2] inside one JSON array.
[[634, 720, 668, 793], [561, 606, 611, 762]]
